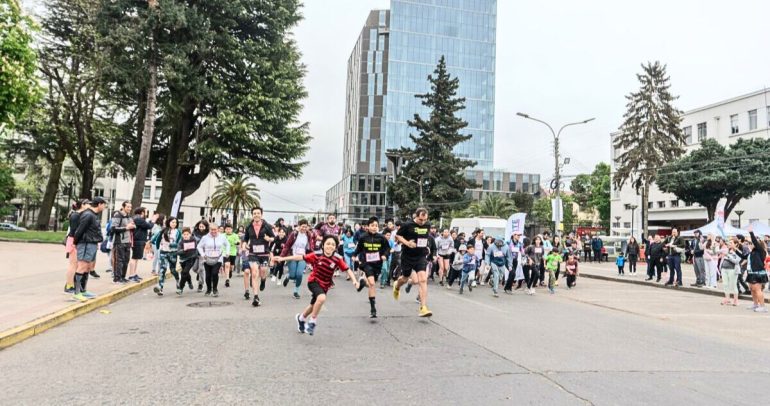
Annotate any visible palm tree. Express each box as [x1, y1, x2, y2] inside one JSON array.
[[464, 194, 517, 219], [210, 175, 260, 228]]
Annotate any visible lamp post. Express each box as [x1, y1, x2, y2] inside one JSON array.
[[735, 210, 745, 228], [516, 113, 594, 236], [630, 204, 638, 239]]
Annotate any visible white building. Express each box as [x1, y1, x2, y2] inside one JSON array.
[[611, 88, 770, 237]]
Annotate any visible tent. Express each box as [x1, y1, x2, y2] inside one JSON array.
[[680, 220, 746, 237], [749, 221, 770, 237]]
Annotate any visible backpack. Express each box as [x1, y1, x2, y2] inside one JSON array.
[[105, 217, 113, 238]]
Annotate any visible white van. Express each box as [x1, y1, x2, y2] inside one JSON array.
[[450, 217, 507, 239]]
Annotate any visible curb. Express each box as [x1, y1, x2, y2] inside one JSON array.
[[0, 238, 62, 245], [580, 272, 770, 304], [0, 275, 160, 351]]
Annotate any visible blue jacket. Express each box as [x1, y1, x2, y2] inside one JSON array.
[[486, 241, 512, 268]]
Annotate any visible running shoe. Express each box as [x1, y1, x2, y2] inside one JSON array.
[[405, 283, 412, 294], [89, 270, 101, 279], [176, 289, 182, 295], [414, 296, 420, 304], [188, 281, 193, 290], [244, 291, 250, 300], [213, 291, 219, 297], [252, 296, 261, 307], [81, 291, 97, 299], [754, 307, 768, 313], [197, 283, 203, 292], [259, 278, 266, 291], [225, 280, 230, 288], [468, 282, 473, 292], [282, 276, 290, 287], [493, 292, 499, 297], [392, 284, 400, 300], [357, 278, 366, 292], [153, 286, 163, 296], [747, 304, 758, 311], [204, 291, 211, 297], [295, 314, 306, 333], [293, 292, 300, 299], [370, 309, 377, 318], [72, 293, 88, 302], [306, 321, 316, 336], [418, 306, 432, 317], [549, 288, 555, 294], [64, 285, 75, 294], [271, 275, 277, 282]]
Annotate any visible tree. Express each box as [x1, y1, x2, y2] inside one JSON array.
[[0, 162, 16, 216], [510, 192, 534, 215], [387, 56, 477, 219], [613, 61, 684, 237], [570, 162, 610, 225], [98, 0, 310, 214], [658, 138, 770, 221], [0, 0, 40, 129], [209, 175, 260, 229], [463, 194, 516, 219], [532, 193, 575, 233]]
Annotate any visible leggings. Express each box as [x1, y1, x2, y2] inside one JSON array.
[[179, 259, 195, 290], [447, 268, 461, 286], [287, 260, 306, 289], [204, 262, 221, 293], [627, 255, 637, 273], [158, 251, 179, 289], [522, 265, 534, 289], [566, 273, 576, 287], [503, 259, 519, 291], [271, 261, 285, 279]]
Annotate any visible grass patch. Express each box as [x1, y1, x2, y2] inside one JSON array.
[[0, 230, 67, 244]]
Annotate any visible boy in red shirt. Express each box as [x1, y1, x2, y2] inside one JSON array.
[[273, 235, 365, 335]]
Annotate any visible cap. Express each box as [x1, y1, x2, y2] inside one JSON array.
[[458, 245, 467, 251], [91, 196, 107, 205]]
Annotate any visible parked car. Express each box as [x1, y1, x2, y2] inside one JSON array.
[[0, 223, 27, 232]]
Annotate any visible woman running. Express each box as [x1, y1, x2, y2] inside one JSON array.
[[435, 229, 454, 286], [151, 217, 181, 296], [523, 236, 545, 295], [280, 219, 314, 299]]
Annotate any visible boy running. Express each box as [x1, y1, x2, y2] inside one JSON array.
[[393, 208, 433, 317], [460, 244, 478, 294], [177, 228, 197, 295], [544, 250, 562, 294], [224, 224, 240, 288], [352, 217, 391, 318]]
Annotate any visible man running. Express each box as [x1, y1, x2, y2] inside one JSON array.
[[392, 208, 433, 317], [352, 217, 390, 318], [241, 207, 275, 307]]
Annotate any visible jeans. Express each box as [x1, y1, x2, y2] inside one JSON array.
[[287, 260, 306, 290], [693, 256, 706, 285], [593, 249, 602, 263], [344, 254, 354, 272], [705, 259, 718, 287], [666, 255, 682, 284], [459, 271, 471, 293], [489, 263, 505, 293], [158, 251, 179, 289]]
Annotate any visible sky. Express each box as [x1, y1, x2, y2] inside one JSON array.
[[21, 0, 770, 223]]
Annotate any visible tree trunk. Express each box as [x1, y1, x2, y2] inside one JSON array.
[[131, 59, 157, 207], [80, 159, 94, 199], [35, 149, 66, 230], [641, 183, 649, 238], [232, 208, 239, 229]]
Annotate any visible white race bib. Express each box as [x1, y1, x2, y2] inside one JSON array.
[[293, 247, 305, 256], [493, 251, 503, 258], [183, 242, 195, 251], [253, 245, 266, 254], [160, 240, 170, 251], [441, 243, 450, 250], [416, 238, 428, 248], [535, 248, 543, 254], [366, 252, 380, 262], [347, 243, 356, 249]]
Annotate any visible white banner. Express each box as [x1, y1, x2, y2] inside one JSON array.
[[715, 199, 726, 238], [505, 213, 527, 240], [551, 197, 563, 222], [170, 191, 182, 217]]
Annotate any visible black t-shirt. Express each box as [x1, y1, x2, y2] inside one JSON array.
[[243, 220, 275, 257], [397, 220, 432, 261], [68, 211, 81, 238]]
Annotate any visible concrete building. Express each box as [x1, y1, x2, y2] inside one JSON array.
[[611, 88, 770, 237], [327, 0, 503, 224]]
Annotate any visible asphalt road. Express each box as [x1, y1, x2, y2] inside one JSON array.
[[2, 273, 769, 405]]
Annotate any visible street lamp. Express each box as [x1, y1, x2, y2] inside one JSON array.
[[735, 210, 745, 228], [630, 204, 638, 239], [401, 176, 423, 204], [516, 112, 595, 236]]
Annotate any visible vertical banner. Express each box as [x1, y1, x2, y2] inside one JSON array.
[[505, 213, 527, 240], [715, 199, 726, 238], [551, 197, 563, 222], [170, 191, 182, 218]]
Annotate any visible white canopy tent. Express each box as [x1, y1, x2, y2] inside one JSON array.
[[749, 221, 770, 237], [680, 220, 746, 237]]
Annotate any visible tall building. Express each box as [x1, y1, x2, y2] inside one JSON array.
[[328, 0, 515, 224], [611, 88, 770, 237]]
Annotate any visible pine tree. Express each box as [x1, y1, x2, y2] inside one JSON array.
[[387, 56, 477, 219], [612, 61, 684, 237]]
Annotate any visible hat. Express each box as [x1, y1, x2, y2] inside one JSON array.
[[91, 196, 107, 206], [458, 245, 467, 251]]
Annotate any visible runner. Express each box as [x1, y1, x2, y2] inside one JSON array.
[[151, 217, 181, 296], [241, 207, 275, 307], [392, 208, 433, 317], [485, 237, 511, 297], [176, 227, 197, 295], [71, 197, 107, 302], [270, 226, 287, 285], [279, 219, 314, 299], [224, 224, 240, 288], [352, 217, 390, 318], [127, 207, 154, 282], [192, 220, 210, 292], [272, 235, 364, 336], [503, 232, 524, 293], [197, 224, 230, 297], [434, 229, 455, 286]]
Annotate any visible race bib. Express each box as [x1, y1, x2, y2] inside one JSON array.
[[347, 243, 356, 249], [252, 245, 266, 254], [366, 252, 380, 262], [293, 247, 305, 256], [535, 248, 543, 254], [567, 265, 576, 271], [160, 240, 170, 251], [441, 243, 450, 250], [183, 242, 195, 251], [416, 238, 428, 248], [493, 251, 503, 258]]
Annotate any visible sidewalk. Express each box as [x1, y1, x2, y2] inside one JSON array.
[[577, 259, 768, 303], [0, 242, 156, 341]]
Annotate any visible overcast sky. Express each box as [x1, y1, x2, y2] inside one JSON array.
[[22, 0, 770, 222]]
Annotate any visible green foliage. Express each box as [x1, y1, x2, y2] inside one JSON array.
[[98, 0, 310, 213], [0, 230, 67, 243], [209, 175, 260, 229], [658, 138, 770, 221], [0, 162, 16, 215], [0, 0, 40, 128], [387, 56, 477, 219], [570, 162, 610, 224], [532, 193, 575, 233], [510, 192, 534, 215], [463, 194, 516, 219]]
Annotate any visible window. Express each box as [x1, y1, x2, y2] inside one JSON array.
[[731, 220, 740, 228], [648, 201, 653, 209], [623, 222, 631, 228], [683, 126, 692, 144], [613, 190, 620, 199], [93, 188, 104, 198], [697, 122, 707, 142], [612, 222, 621, 228], [624, 204, 632, 210], [154, 186, 162, 200], [730, 114, 739, 134], [143, 186, 151, 199], [749, 109, 757, 130], [670, 200, 679, 208], [657, 201, 665, 208]]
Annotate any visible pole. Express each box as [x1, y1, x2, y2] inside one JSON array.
[[554, 134, 560, 236], [631, 207, 636, 238]]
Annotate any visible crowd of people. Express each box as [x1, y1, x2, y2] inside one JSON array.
[[63, 197, 770, 335]]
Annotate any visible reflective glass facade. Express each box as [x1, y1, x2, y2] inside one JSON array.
[[384, 0, 497, 171]]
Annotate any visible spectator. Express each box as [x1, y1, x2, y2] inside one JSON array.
[[690, 230, 706, 287], [591, 236, 604, 263], [110, 201, 135, 284], [127, 207, 155, 282]]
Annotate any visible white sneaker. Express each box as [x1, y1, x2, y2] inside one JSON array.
[[754, 307, 768, 313], [271, 276, 276, 282], [471, 280, 477, 287]]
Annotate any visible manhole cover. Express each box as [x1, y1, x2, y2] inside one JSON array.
[[187, 301, 233, 308]]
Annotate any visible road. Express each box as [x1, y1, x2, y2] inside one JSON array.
[[2, 272, 769, 405]]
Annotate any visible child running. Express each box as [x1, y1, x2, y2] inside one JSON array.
[[459, 244, 478, 294], [544, 249, 562, 294], [272, 235, 365, 336], [177, 228, 197, 295], [564, 254, 579, 288], [224, 224, 240, 288], [352, 217, 390, 318]]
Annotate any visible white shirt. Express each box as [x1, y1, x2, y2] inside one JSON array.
[[197, 233, 230, 264]]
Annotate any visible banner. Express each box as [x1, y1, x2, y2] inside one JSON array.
[[551, 197, 563, 222], [715, 199, 726, 238], [170, 191, 182, 218], [505, 213, 527, 240]]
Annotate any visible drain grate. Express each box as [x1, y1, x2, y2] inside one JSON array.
[[187, 301, 234, 308]]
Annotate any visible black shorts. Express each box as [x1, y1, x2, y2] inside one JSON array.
[[247, 255, 270, 267], [746, 271, 769, 285], [228, 255, 237, 265], [439, 254, 452, 260], [308, 281, 327, 305], [399, 256, 427, 278], [362, 262, 381, 279], [131, 242, 146, 260]]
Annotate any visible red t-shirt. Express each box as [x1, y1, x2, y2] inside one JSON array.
[[304, 251, 348, 291]]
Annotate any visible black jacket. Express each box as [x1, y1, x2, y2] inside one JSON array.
[[749, 232, 767, 272], [132, 216, 154, 243], [74, 209, 103, 244], [353, 232, 391, 264]]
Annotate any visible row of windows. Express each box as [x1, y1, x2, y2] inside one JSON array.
[[683, 106, 770, 144], [397, 0, 497, 14], [389, 45, 495, 72], [390, 32, 495, 58], [387, 63, 495, 100], [385, 90, 494, 130], [142, 185, 162, 200], [392, 2, 496, 43]]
